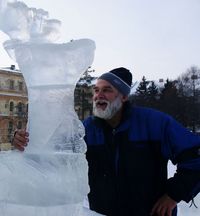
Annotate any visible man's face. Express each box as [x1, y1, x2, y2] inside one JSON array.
[[92, 79, 125, 119]]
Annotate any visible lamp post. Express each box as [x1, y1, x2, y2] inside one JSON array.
[[191, 73, 198, 132]]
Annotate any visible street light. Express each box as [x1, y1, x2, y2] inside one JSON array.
[[191, 73, 198, 132]]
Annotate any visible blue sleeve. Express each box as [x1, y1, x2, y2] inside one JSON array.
[[162, 117, 200, 203], [162, 116, 200, 169]]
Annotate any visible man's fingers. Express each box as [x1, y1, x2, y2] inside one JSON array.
[[151, 205, 162, 216], [151, 206, 171, 216], [167, 208, 171, 216], [13, 129, 29, 151], [151, 201, 160, 215], [151, 194, 176, 216], [160, 207, 167, 216], [14, 143, 25, 151], [15, 133, 29, 145], [17, 129, 29, 137]]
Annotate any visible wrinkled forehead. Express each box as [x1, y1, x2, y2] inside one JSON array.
[[94, 79, 119, 91]]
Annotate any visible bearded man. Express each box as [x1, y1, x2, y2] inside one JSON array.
[[13, 67, 200, 216]]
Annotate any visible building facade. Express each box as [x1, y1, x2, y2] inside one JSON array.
[[0, 66, 28, 150]]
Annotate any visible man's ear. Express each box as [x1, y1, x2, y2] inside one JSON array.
[[122, 95, 128, 102]]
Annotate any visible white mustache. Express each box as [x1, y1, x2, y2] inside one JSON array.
[[94, 100, 109, 106]]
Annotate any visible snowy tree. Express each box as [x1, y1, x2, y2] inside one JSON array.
[[74, 66, 96, 120], [147, 81, 159, 108], [133, 76, 149, 107]]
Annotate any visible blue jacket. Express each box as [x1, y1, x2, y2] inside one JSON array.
[[83, 103, 200, 216]]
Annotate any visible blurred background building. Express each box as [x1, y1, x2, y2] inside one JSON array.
[[0, 65, 28, 150]]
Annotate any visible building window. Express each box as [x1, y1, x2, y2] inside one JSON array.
[[9, 101, 14, 112], [18, 102, 23, 112], [9, 80, 14, 90], [18, 81, 23, 91], [10, 65, 15, 70]]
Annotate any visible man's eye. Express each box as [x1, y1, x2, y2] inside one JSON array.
[[104, 89, 112, 93]]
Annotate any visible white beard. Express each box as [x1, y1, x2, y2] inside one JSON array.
[[93, 96, 123, 120]]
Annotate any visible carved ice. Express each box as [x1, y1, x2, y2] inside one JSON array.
[[0, 0, 102, 215]]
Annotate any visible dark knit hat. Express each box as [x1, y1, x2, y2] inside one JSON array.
[[98, 67, 132, 96]]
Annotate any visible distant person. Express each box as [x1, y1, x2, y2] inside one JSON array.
[[13, 67, 200, 216]]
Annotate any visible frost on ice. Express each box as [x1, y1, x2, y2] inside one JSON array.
[[0, 0, 103, 215]]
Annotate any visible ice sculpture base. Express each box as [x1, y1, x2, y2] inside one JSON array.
[[0, 202, 104, 216], [0, 151, 89, 206]]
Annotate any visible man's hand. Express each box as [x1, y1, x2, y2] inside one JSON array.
[[150, 194, 177, 216], [13, 129, 29, 151]]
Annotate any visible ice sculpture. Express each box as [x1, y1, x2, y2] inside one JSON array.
[[0, 0, 103, 215]]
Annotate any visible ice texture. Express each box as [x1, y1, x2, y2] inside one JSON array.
[[0, 0, 104, 215], [0, 152, 89, 206], [4, 39, 95, 154], [0, 0, 61, 42]]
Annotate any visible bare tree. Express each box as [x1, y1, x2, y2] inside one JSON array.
[[176, 66, 200, 132]]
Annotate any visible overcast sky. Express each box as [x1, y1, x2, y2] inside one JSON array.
[[0, 0, 200, 81]]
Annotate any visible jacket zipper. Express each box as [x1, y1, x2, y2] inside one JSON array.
[[112, 129, 119, 176]]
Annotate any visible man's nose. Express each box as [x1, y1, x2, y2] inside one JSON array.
[[97, 91, 105, 99]]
